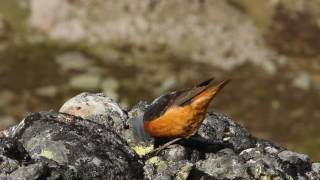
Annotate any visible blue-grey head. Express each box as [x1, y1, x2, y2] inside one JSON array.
[[132, 112, 152, 143]]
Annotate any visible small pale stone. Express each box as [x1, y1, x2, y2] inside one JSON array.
[[59, 92, 126, 120], [278, 150, 310, 164], [312, 163, 320, 173], [264, 146, 279, 154]]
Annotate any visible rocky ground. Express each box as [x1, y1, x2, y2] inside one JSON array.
[[0, 0, 319, 161], [0, 93, 319, 179]]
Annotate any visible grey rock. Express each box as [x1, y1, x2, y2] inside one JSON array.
[[0, 138, 30, 162], [198, 112, 256, 152], [256, 139, 285, 151], [59, 92, 127, 135], [0, 155, 20, 174], [60, 92, 126, 118], [194, 155, 249, 179], [264, 146, 280, 155], [307, 163, 320, 179], [162, 144, 188, 162], [144, 156, 192, 180], [0, 138, 31, 178], [240, 148, 263, 161], [279, 150, 310, 167], [215, 148, 236, 156], [278, 150, 311, 178], [0, 96, 318, 179], [312, 163, 320, 173], [129, 103, 316, 179], [5, 111, 143, 179], [245, 156, 297, 179], [10, 162, 47, 180]]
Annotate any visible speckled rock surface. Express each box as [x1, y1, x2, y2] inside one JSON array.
[[128, 105, 316, 179], [0, 110, 143, 179], [59, 92, 127, 131], [0, 93, 318, 179], [70, 93, 320, 179]]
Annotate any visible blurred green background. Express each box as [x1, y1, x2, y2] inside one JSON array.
[[0, 0, 319, 160]]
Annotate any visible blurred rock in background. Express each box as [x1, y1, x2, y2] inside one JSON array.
[[0, 0, 319, 160]]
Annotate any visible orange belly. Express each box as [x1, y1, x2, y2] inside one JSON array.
[[144, 106, 205, 138], [142, 79, 228, 139]]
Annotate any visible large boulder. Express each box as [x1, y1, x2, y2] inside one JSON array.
[[0, 93, 318, 179], [0, 110, 143, 179]]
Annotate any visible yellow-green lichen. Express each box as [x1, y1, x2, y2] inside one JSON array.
[[176, 163, 193, 180], [39, 149, 54, 160], [149, 156, 161, 164], [286, 175, 294, 180], [148, 156, 167, 172], [260, 176, 271, 180], [132, 144, 154, 156]]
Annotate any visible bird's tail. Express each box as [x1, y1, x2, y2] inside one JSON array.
[[191, 79, 231, 110], [198, 79, 230, 98]]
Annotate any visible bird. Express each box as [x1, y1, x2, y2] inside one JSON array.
[[132, 78, 230, 154]]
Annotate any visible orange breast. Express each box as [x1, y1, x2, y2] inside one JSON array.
[[143, 80, 228, 139], [144, 105, 205, 138]]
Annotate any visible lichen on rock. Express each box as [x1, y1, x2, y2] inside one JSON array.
[[0, 93, 318, 179]]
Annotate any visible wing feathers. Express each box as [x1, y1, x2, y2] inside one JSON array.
[[143, 78, 215, 121]]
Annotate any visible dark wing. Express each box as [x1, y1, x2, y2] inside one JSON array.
[[143, 78, 213, 121], [143, 92, 177, 122]]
